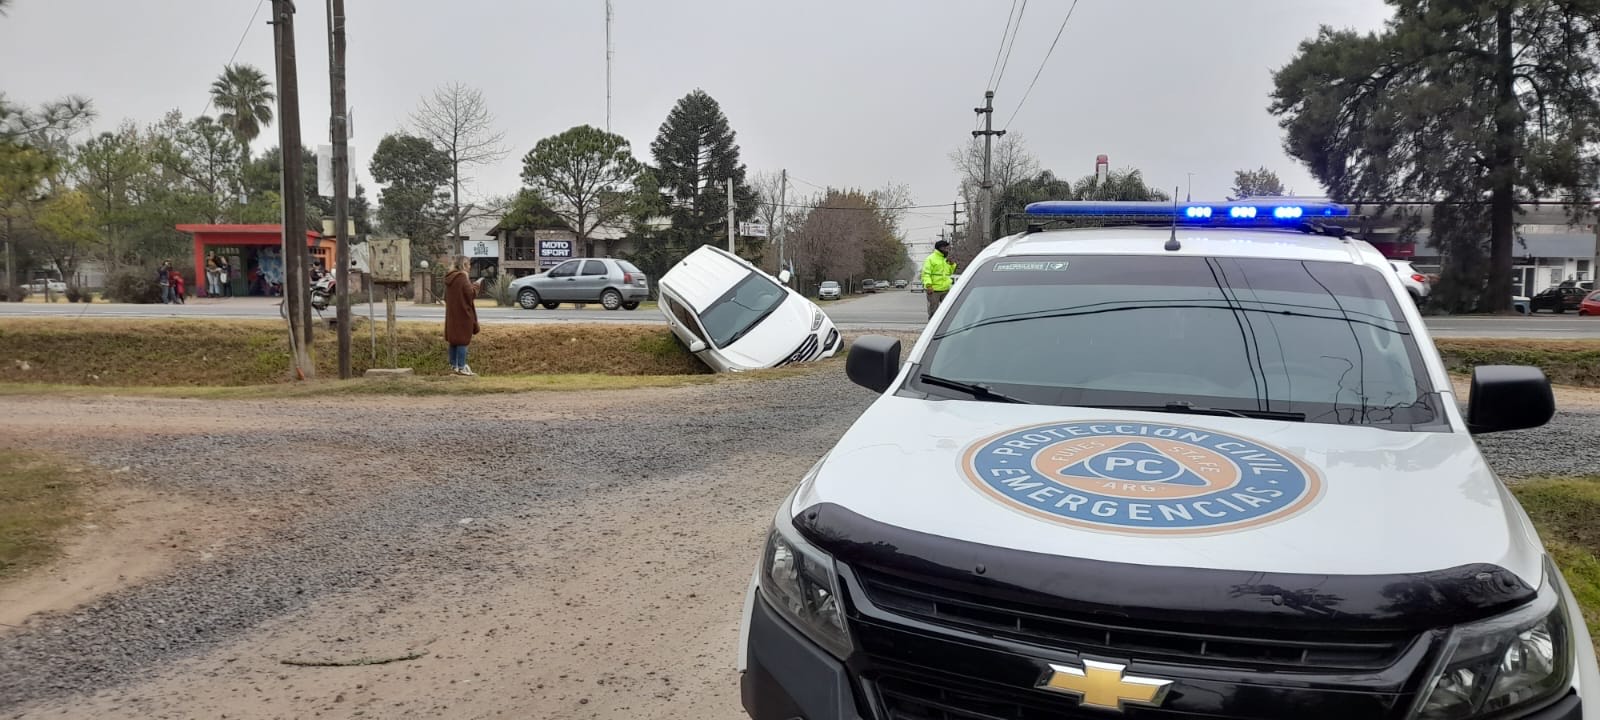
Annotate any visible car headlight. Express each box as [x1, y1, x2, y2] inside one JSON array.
[[811, 308, 825, 332], [760, 492, 851, 659], [1409, 558, 1573, 719]]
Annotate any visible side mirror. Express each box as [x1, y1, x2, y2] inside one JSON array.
[[846, 335, 902, 393], [1467, 365, 1554, 434], [687, 339, 708, 354], [778, 269, 792, 284]]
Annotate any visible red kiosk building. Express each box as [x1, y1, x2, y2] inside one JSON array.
[[176, 224, 328, 297]]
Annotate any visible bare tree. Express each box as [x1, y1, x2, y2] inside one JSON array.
[[750, 170, 791, 271], [408, 83, 509, 243], [949, 132, 1039, 202]]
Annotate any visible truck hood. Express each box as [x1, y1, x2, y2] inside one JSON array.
[[795, 395, 1542, 584]]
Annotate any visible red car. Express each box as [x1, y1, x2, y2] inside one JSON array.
[[1581, 290, 1600, 316]]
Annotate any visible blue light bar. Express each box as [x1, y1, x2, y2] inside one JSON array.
[[1024, 199, 1351, 224]]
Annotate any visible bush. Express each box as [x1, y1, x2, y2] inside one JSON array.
[[490, 274, 516, 307], [0, 286, 28, 302], [103, 269, 162, 304], [64, 287, 88, 303]]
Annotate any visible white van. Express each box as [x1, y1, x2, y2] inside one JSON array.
[[657, 246, 842, 373]]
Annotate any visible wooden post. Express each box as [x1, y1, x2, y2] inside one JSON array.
[[385, 284, 398, 369]]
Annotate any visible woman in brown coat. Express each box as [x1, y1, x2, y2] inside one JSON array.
[[443, 256, 480, 376]]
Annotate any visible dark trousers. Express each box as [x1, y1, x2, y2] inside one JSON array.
[[925, 290, 947, 319]]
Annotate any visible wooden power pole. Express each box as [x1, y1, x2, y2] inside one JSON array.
[[327, 0, 352, 379], [272, 0, 315, 379]]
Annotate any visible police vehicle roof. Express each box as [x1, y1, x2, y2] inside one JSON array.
[[990, 225, 1384, 268]]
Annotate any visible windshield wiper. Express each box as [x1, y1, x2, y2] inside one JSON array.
[[919, 374, 1033, 404], [1087, 401, 1305, 422]]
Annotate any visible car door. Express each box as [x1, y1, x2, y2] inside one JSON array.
[[538, 260, 580, 300], [576, 259, 610, 302]]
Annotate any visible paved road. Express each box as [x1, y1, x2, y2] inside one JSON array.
[[3, 292, 1598, 337]]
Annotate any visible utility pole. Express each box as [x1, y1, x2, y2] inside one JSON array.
[[327, 0, 351, 379], [972, 90, 1005, 248], [3, 217, 12, 296], [605, 0, 613, 132], [727, 178, 736, 254], [272, 0, 315, 379], [947, 201, 965, 258], [776, 169, 788, 270]]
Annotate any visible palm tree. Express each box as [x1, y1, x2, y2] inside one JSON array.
[[210, 64, 276, 170]]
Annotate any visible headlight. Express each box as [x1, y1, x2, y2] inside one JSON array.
[[811, 308, 825, 332], [760, 493, 851, 659], [1410, 559, 1573, 719]]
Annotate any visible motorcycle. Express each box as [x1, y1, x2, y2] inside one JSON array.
[[310, 270, 336, 312]]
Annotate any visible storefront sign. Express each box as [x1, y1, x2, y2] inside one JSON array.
[[538, 239, 573, 268], [464, 239, 500, 259]]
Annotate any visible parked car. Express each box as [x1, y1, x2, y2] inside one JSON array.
[[657, 245, 842, 373], [860, 278, 877, 293], [24, 280, 67, 294], [1390, 260, 1430, 302], [818, 280, 841, 300], [1529, 285, 1587, 313], [908, 281, 924, 293], [1581, 290, 1600, 316], [875, 280, 891, 291], [893, 279, 907, 288], [508, 258, 649, 311]]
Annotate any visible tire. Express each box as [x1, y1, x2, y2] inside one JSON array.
[[1555, 306, 1566, 314], [542, 301, 560, 310], [601, 289, 623, 311], [622, 301, 640, 311], [517, 287, 540, 310]]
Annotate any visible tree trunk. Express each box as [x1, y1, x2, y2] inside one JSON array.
[[1486, 5, 1517, 314]]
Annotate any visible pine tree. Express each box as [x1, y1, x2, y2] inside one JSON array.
[[648, 90, 756, 253]]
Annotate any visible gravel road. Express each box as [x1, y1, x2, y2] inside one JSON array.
[[0, 371, 1595, 719]]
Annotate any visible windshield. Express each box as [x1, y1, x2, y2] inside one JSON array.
[[698, 271, 789, 347], [916, 255, 1443, 430], [821, 281, 839, 288]]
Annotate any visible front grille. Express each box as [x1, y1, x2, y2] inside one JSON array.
[[856, 568, 1412, 672], [874, 674, 1209, 720], [777, 333, 820, 366]]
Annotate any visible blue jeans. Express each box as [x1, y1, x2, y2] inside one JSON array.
[[448, 345, 469, 369], [161, 285, 174, 304]]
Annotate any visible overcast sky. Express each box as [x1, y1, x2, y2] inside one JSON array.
[[1, 0, 1393, 247]]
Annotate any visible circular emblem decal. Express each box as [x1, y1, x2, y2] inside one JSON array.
[[962, 421, 1322, 535]]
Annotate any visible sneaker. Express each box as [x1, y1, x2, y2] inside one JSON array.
[[458, 365, 476, 377]]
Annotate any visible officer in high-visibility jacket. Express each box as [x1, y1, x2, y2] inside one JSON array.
[[921, 240, 957, 319]]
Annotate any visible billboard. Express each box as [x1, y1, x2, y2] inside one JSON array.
[[538, 238, 574, 268]]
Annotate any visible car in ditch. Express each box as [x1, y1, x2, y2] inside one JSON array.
[[658, 245, 842, 373]]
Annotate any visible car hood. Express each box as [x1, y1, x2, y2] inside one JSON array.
[[795, 396, 1541, 583], [716, 294, 829, 369]]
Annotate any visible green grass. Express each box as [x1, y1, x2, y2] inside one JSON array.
[[1435, 339, 1600, 387], [1511, 477, 1600, 647], [0, 450, 81, 580]]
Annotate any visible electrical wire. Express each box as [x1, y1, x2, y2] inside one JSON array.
[[991, 0, 1028, 92], [773, 201, 957, 211], [1003, 0, 1080, 130], [198, 0, 270, 120], [985, 0, 1020, 91]]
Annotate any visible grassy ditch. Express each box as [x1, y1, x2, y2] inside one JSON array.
[[0, 450, 82, 580], [0, 318, 709, 386], [1435, 339, 1600, 387], [1511, 477, 1600, 646]]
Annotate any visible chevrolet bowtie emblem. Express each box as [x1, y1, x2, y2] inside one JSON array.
[[1037, 659, 1173, 712]]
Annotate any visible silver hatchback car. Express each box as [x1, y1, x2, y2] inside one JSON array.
[[510, 258, 650, 311]]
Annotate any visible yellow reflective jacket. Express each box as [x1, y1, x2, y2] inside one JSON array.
[[921, 251, 956, 292]]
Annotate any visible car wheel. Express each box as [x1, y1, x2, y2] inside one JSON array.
[[541, 301, 560, 310], [518, 288, 539, 310], [622, 301, 640, 311], [601, 289, 623, 311], [1555, 306, 1566, 314]]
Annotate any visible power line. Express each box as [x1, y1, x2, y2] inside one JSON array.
[[1003, 0, 1080, 130], [991, 0, 1028, 92], [985, 0, 1019, 91], [199, 0, 269, 119], [774, 201, 960, 211]]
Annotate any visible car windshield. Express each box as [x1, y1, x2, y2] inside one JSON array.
[[916, 254, 1443, 430], [698, 271, 788, 348], [821, 282, 839, 288]]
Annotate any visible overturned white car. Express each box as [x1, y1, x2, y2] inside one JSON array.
[[657, 246, 842, 373]]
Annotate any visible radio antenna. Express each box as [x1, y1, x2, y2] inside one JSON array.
[[1165, 188, 1182, 251]]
